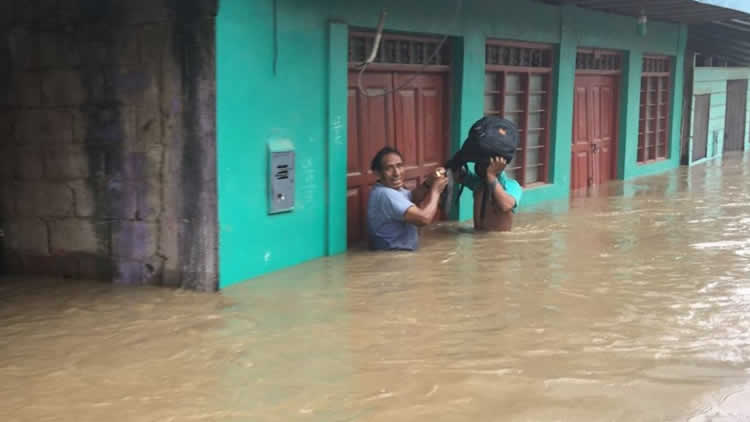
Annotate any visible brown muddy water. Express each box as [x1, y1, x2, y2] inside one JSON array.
[[2, 154, 750, 421]]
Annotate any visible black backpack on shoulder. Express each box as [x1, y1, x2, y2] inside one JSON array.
[[441, 116, 520, 220]]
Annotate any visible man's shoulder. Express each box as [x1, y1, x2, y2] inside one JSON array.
[[371, 184, 410, 199]]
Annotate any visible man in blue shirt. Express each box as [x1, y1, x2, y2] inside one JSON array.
[[460, 156, 523, 231], [366, 147, 448, 251]]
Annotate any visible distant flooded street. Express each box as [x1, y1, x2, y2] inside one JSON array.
[[2, 154, 750, 421]]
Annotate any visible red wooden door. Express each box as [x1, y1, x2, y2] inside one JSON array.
[[571, 75, 618, 192], [346, 71, 449, 246]]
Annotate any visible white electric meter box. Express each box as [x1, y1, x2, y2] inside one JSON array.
[[268, 139, 295, 214]]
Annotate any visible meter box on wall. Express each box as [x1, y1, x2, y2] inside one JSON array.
[[268, 139, 295, 214]]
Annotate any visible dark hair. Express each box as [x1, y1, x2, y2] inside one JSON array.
[[370, 147, 403, 172]]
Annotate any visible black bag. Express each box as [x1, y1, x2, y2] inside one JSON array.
[[445, 116, 520, 171], [441, 116, 519, 218]]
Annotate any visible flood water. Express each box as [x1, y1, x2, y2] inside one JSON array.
[[2, 154, 750, 421]]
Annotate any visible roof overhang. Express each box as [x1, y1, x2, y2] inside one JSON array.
[[537, 0, 750, 66], [538, 0, 750, 23]]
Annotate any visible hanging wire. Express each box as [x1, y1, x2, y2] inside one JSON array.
[[273, 0, 279, 75], [356, 0, 463, 97]]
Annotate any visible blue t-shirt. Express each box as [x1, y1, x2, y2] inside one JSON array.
[[366, 184, 419, 251], [463, 171, 523, 212]]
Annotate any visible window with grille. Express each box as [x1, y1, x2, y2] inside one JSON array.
[[348, 32, 451, 66], [638, 56, 672, 162], [484, 41, 553, 186], [576, 50, 622, 72]]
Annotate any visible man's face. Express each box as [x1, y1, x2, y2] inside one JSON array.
[[377, 153, 405, 189]]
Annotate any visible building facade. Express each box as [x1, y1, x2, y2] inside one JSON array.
[[217, 0, 688, 288], [685, 66, 750, 165]]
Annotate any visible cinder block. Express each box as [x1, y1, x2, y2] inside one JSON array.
[[68, 180, 96, 217], [40, 183, 75, 217], [17, 109, 73, 144], [0, 183, 15, 218], [49, 218, 108, 255], [80, 28, 139, 67], [14, 148, 44, 180], [17, 72, 41, 106], [78, 254, 113, 280], [138, 24, 168, 67], [0, 1, 12, 27], [122, 0, 169, 25], [22, 254, 79, 278], [1, 249, 24, 274], [113, 258, 162, 285], [102, 178, 138, 219], [158, 214, 179, 284], [113, 67, 154, 107], [111, 221, 157, 260], [4, 27, 35, 71], [44, 145, 94, 180], [4, 218, 49, 255], [114, 29, 140, 66], [41, 70, 86, 107], [0, 146, 17, 180], [39, 31, 80, 68], [15, 182, 74, 217], [135, 85, 161, 149], [139, 177, 162, 221], [14, 183, 39, 216], [0, 110, 15, 142], [16, 0, 57, 24], [73, 106, 135, 145]]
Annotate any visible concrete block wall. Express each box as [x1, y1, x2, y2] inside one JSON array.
[[0, 0, 218, 291]]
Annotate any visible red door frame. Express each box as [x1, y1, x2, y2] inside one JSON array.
[[572, 49, 623, 191], [346, 32, 453, 247]]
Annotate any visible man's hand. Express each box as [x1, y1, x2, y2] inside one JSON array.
[[486, 157, 507, 182], [431, 173, 449, 194], [404, 173, 447, 227], [424, 167, 446, 187]]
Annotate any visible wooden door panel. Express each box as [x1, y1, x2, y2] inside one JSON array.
[[693, 94, 710, 161], [362, 76, 394, 170], [571, 151, 589, 190], [422, 87, 444, 166], [347, 71, 395, 245], [601, 85, 614, 141], [590, 85, 601, 142], [598, 143, 612, 185], [572, 83, 590, 190], [572, 74, 619, 191], [725, 79, 747, 152], [347, 188, 363, 244], [347, 70, 449, 247], [394, 87, 419, 168], [574, 87, 588, 145]]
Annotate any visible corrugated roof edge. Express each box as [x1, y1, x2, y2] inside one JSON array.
[[694, 0, 750, 15]]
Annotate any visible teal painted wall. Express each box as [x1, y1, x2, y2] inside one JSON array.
[[689, 67, 750, 165], [217, 0, 686, 287]]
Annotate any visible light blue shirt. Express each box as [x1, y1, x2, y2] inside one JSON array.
[[463, 171, 523, 212], [366, 184, 419, 251]]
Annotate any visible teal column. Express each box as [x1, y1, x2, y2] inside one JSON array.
[[455, 30, 485, 221], [688, 94, 695, 164], [620, 49, 643, 180], [669, 24, 687, 167], [327, 22, 348, 256], [550, 4, 577, 190]]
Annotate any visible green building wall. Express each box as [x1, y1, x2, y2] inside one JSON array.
[[217, 0, 687, 288], [689, 67, 750, 165]]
